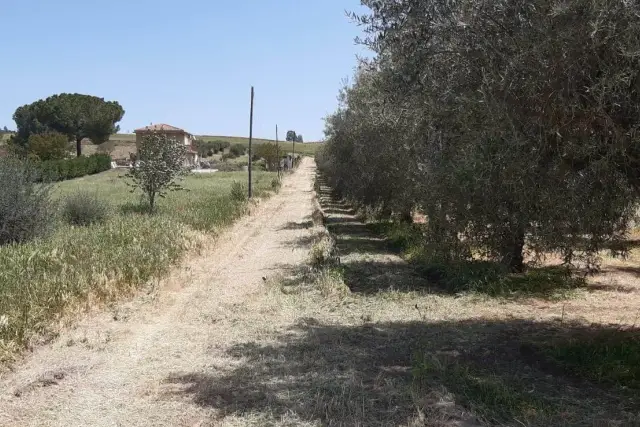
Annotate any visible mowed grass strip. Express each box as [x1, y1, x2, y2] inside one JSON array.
[[0, 169, 277, 363]]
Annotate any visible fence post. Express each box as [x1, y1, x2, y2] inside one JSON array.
[[276, 124, 281, 178]]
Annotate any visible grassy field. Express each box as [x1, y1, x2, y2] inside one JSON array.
[[0, 169, 279, 364]]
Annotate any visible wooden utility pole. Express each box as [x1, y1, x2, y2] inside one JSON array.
[[276, 124, 280, 178], [248, 86, 254, 198]]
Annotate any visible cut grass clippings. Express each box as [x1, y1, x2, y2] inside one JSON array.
[[0, 169, 278, 364]]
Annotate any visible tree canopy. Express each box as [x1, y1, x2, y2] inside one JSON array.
[[319, 0, 640, 273], [286, 130, 297, 142], [125, 133, 188, 212], [13, 93, 124, 157]]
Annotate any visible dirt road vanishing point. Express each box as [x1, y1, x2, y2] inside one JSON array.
[[1, 158, 327, 427]]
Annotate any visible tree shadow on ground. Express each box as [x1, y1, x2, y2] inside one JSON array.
[[608, 265, 640, 278], [163, 319, 639, 426], [341, 259, 435, 294], [585, 282, 640, 294], [279, 220, 314, 231], [314, 180, 590, 300]]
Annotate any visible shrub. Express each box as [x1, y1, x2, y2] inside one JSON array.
[[256, 143, 280, 171], [27, 132, 70, 161], [62, 191, 110, 226], [309, 232, 339, 269], [96, 140, 116, 155], [37, 153, 112, 182], [194, 140, 231, 158], [229, 143, 246, 157], [271, 177, 281, 191], [230, 181, 247, 202], [0, 157, 54, 245]]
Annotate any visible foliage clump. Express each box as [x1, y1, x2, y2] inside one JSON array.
[[0, 157, 54, 245], [62, 191, 110, 226], [255, 143, 280, 171], [229, 143, 246, 158], [26, 132, 70, 161], [230, 181, 247, 202]]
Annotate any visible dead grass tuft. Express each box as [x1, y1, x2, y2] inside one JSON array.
[[308, 230, 339, 269]]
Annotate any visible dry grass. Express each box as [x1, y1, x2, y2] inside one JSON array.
[[0, 169, 279, 366], [244, 179, 640, 426]]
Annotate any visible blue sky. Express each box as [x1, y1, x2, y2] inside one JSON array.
[[0, 0, 368, 141]]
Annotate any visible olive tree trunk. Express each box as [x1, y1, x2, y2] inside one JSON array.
[[500, 229, 526, 273]]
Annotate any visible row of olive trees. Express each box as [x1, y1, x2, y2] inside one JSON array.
[[319, 0, 640, 272]]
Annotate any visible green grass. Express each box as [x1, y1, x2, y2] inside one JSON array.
[[541, 328, 640, 389], [52, 169, 275, 231], [0, 169, 278, 363]]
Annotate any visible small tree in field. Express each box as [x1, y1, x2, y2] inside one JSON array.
[[255, 142, 279, 170], [124, 133, 188, 212]]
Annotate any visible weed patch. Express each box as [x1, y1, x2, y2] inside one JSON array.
[[539, 328, 640, 389], [309, 231, 339, 270], [61, 191, 110, 226], [413, 353, 551, 424]]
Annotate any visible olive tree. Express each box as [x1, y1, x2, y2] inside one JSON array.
[[124, 133, 188, 212]]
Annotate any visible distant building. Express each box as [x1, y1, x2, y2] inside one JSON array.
[[134, 123, 198, 167]]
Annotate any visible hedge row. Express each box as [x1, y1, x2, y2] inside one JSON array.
[[37, 154, 112, 182]]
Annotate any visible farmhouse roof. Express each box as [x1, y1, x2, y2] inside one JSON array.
[[134, 124, 189, 134]]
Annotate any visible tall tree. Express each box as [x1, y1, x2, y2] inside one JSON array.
[[296, 134, 304, 143], [13, 93, 124, 157], [286, 130, 297, 142]]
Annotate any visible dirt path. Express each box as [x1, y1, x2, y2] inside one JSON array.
[[0, 158, 319, 427]]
